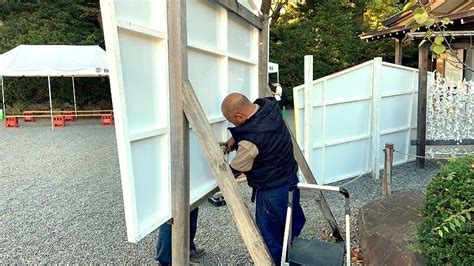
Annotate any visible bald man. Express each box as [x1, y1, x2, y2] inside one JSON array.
[[221, 93, 306, 263]]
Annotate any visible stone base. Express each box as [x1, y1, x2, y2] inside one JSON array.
[[357, 191, 425, 266]]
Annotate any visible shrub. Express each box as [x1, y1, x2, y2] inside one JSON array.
[[415, 156, 474, 265]]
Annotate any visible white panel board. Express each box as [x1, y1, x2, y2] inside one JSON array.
[[380, 95, 412, 131], [187, 0, 219, 49], [228, 59, 252, 96], [188, 50, 222, 118], [228, 15, 254, 60], [324, 101, 370, 143], [322, 139, 370, 184], [293, 59, 424, 184], [381, 64, 415, 95], [324, 64, 372, 103], [101, 0, 259, 242]]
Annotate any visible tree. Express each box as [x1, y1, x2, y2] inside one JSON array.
[[269, 0, 401, 104]]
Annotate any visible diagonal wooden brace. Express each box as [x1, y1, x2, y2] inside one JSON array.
[[182, 80, 273, 265]]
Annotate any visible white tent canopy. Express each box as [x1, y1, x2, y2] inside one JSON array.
[[0, 45, 108, 77], [0, 45, 108, 129]]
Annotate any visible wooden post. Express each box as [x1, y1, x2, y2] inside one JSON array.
[[394, 38, 402, 65], [382, 143, 394, 197], [167, 0, 190, 264], [258, 15, 269, 97], [182, 80, 273, 265], [416, 43, 429, 169]]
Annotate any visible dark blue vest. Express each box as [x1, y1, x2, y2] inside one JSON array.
[[229, 97, 298, 190]]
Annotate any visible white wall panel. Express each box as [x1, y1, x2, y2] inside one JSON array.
[[228, 16, 253, 60], [118, 33, 167, 132], [324, 101, 370, 142], [381, 65, 415, 95], [323, 139, 370, 183], [228, 59, 252, 96], [324, 64, 372, 103], [380, 95, 412, 131], [115, 0, 165, 32], [294, 59, 422, 184], [187, 0, 219, 49], [188, 50, 222, 118]]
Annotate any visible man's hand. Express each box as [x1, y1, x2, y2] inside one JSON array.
[[219, 142, 228, 154], [226, 137, 236, 153]]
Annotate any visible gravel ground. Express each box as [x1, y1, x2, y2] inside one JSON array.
[[0, 114, 442, 264]]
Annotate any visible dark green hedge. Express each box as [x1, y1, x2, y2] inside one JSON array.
[[415, 156, 474, 265]]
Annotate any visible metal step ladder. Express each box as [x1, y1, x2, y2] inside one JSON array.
[[281, 183, 351, 266]]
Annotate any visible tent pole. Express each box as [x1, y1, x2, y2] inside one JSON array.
[[48, 76, 53, 130], [72, 76, 77, 118], [1, 76, 5, 116]]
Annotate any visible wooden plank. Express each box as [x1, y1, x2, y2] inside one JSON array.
[[416, 43, 429, 169], [167, 0, 190, 264], [210, 0, 262, 30], [258, 14, 269, 97], [394, 38, 402, 65], [411, 139, 474, 145], [264, 86, 344, 241], [182, 80, 273, 265]]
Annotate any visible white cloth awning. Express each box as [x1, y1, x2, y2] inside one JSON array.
[[0, 45, 108, 77]]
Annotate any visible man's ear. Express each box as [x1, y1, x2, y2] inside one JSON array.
[[234, 113, 245, 120]]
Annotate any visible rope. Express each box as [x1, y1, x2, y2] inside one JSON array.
[[339, 170, 371, 187]]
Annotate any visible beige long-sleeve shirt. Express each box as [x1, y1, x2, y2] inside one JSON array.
[[230, 140, 259, 172]]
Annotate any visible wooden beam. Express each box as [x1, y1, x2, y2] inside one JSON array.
[[210, 0, 263, 30], [258, 15, 269, 97], [264, 86, 344, 241], [167, 0, 190, 264], [416, 42, 429, 169], [411, 139, 474, 146], [394, 38, 402, 65], [182, 80, 273, 265]]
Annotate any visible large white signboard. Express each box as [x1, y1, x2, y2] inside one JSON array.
[[100, 0, 259, 242]]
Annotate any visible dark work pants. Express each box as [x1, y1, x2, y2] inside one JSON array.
[[155, 208, 199, 264], [255, 177, 305, 264]]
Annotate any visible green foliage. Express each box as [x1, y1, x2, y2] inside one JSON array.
[[414, 156, 474, 265], [403, 0, 454, 57], [0, 0, 110, 111], [364, 0, 403, 30], [269, 0, 411, 105]]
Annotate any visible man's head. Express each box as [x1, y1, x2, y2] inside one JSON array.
[[221, 93, 255, 127]]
